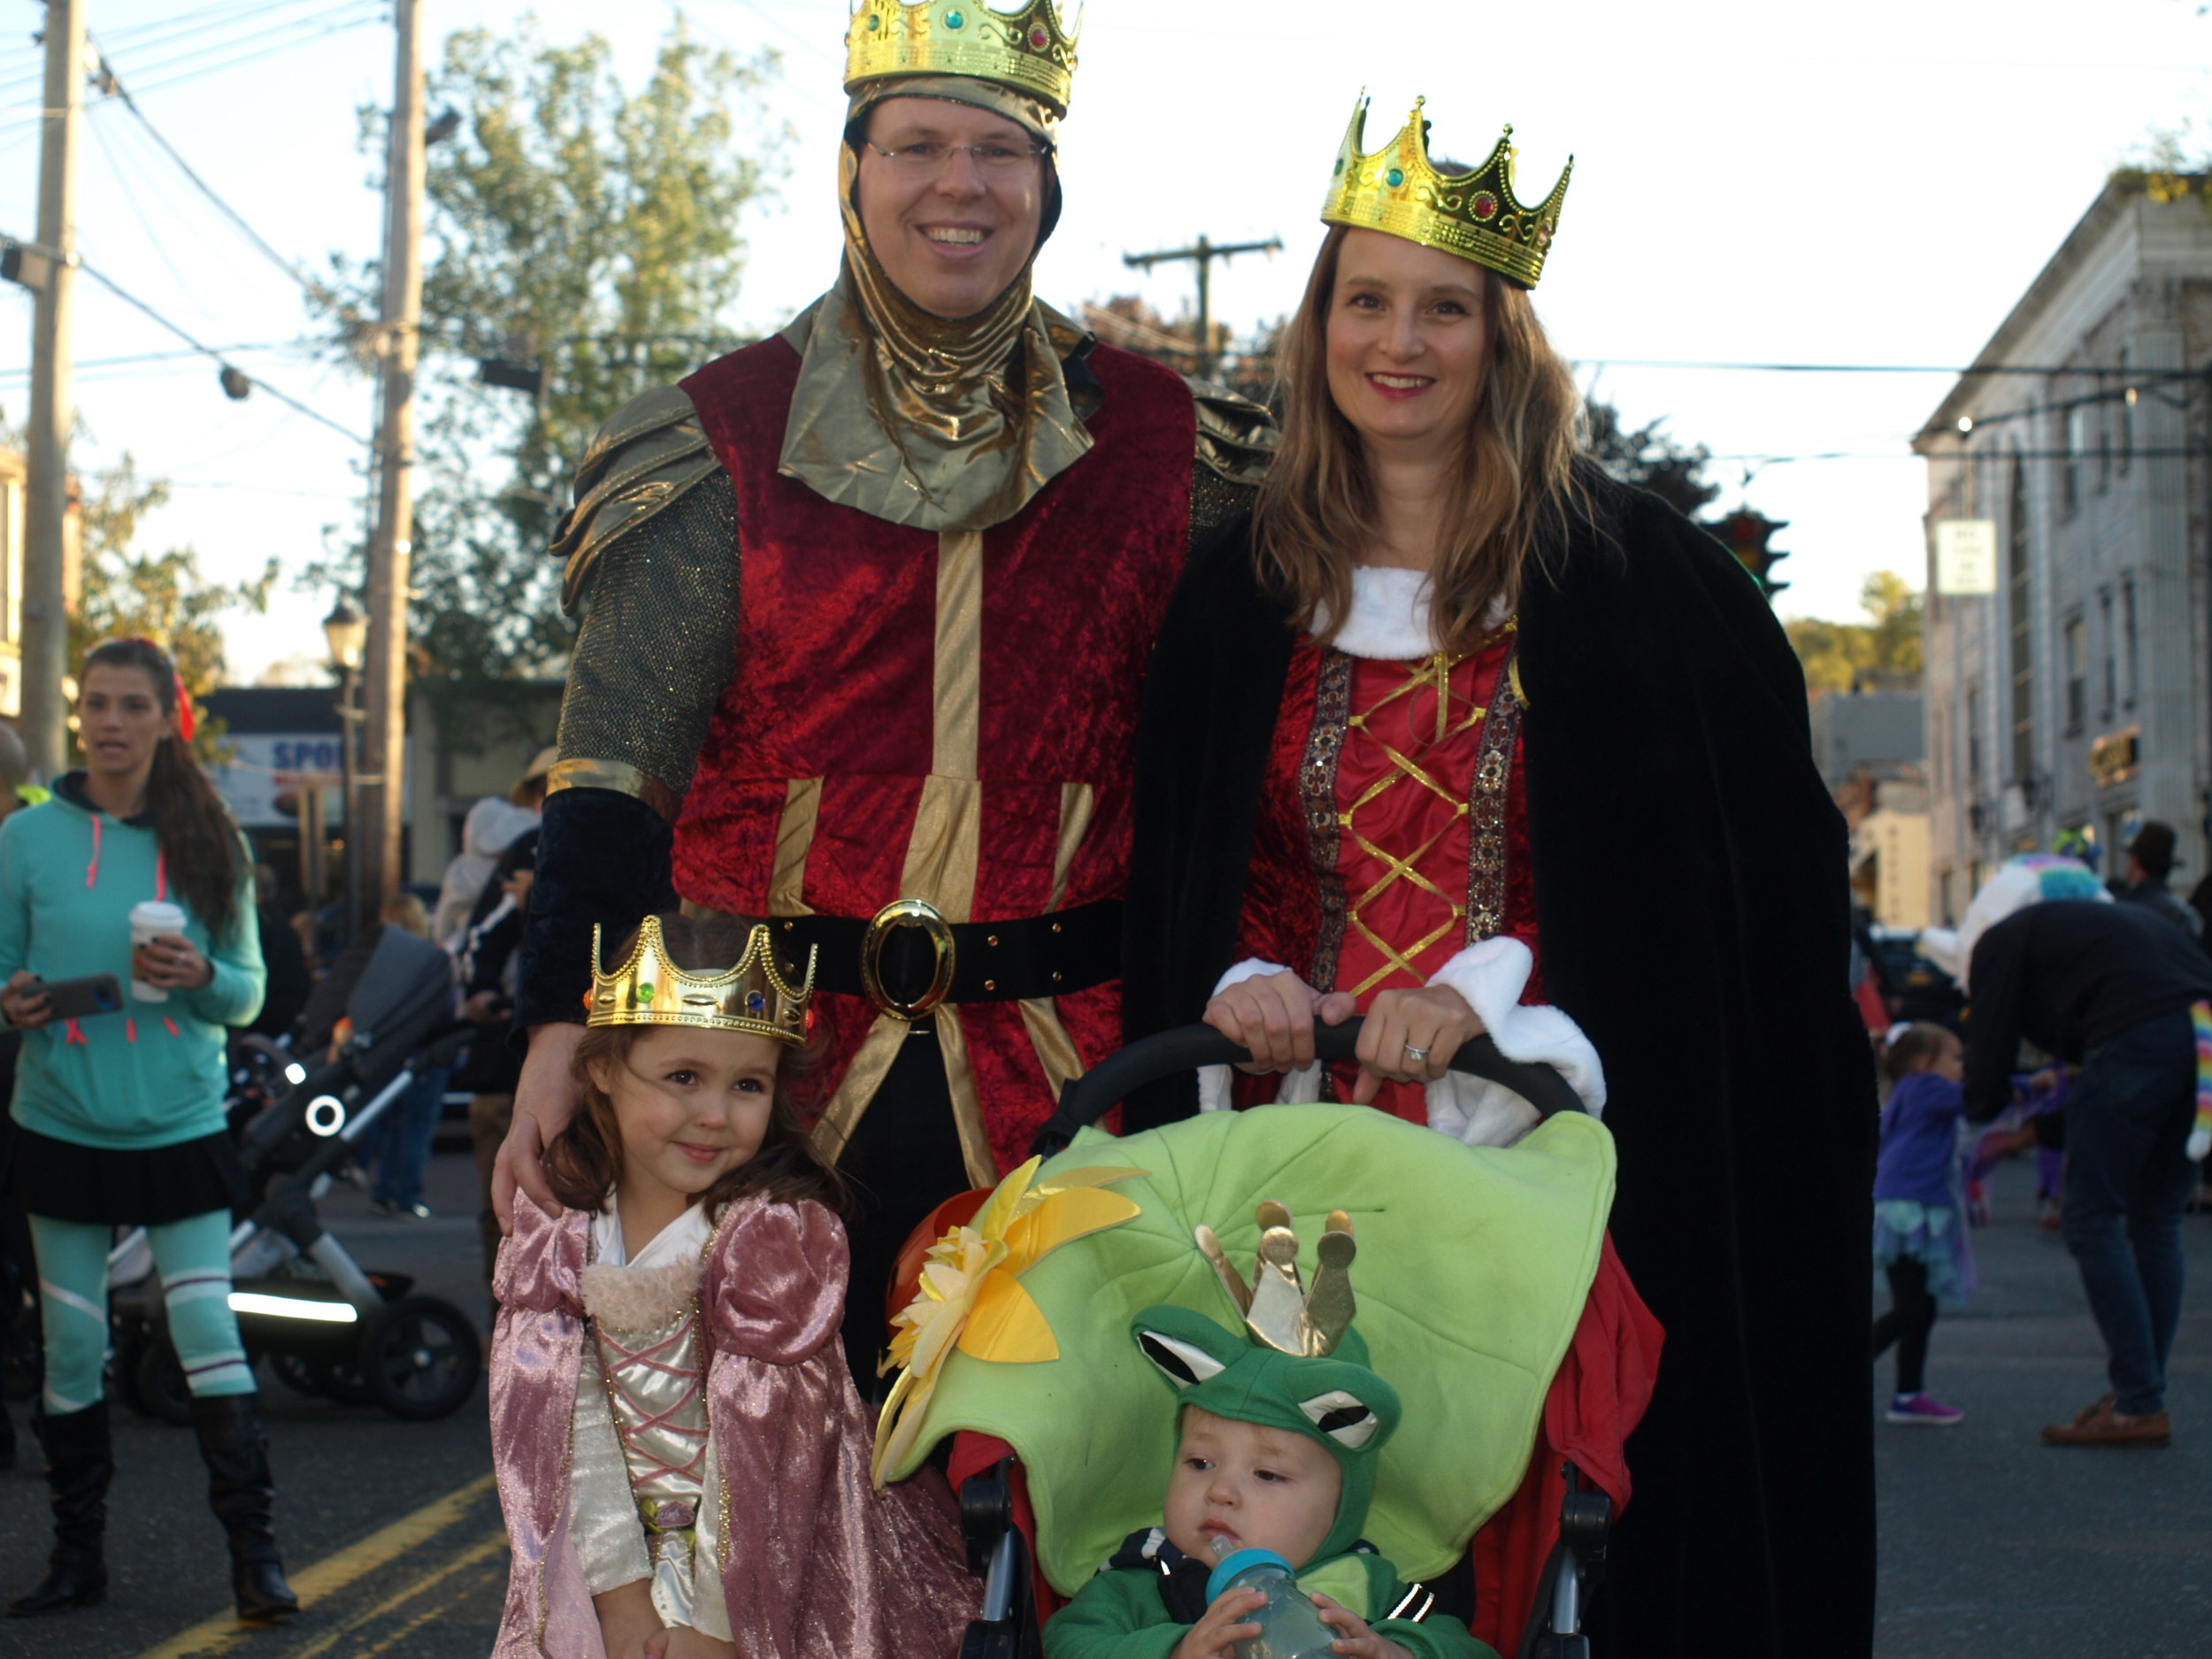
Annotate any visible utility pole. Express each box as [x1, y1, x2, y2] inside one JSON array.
[[1122, 233, 1281, 379], [362, 0, 425, 925], [21, 1, 84, 780]]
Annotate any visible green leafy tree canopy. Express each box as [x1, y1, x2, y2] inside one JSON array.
[[1786, 571, 1923, 696], [69, 455, 275, 760], [316, 19, 784, 740]]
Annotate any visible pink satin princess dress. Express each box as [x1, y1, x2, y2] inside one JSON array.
[[489, 1192, 978, 1659]]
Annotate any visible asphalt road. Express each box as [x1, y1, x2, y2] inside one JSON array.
[[2, 1139, 2208, 1658]]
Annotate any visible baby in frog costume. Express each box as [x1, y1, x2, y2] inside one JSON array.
[[1044, 1209, 1495, 1659]]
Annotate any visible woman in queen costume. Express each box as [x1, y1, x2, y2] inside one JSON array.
[[1121, 97, 1875, 1656], [488, 912, 974, 1659]]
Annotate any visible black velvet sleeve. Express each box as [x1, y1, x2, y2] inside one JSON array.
[[511, 787, 680, 1030], [1961, 918, 2028, 1122], [1118, 511, 1296, 1131]]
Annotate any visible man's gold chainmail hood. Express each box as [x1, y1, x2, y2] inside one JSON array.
[[777, 74, 1092, 533]]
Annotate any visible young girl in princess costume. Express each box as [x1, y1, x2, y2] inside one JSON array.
[[489, 911, 976, 1659]]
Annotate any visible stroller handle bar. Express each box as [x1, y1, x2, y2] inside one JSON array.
[[1032, 1019, 1583, 1157]]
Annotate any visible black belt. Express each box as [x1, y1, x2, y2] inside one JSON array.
[[767, 898, 1121, 1020]]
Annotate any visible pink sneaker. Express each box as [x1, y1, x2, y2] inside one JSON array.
[[1886, 1394, 1964, 1425]]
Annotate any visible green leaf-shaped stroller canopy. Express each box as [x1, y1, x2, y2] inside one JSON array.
[[879, 1104, 1615, 1594]]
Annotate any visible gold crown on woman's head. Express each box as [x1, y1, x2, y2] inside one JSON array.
[[1320, 93, 1572, 289], [845, 0, 1080, 117], [587, 916, 816, 1045]]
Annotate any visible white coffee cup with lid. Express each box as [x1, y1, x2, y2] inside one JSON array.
[[129, 900, 188, 1002]]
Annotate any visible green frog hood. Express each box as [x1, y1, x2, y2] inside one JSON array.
[[1132, 1205, 1401, 1563]]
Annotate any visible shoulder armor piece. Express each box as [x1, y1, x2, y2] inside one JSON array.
[[1184, 376, 1279, 487], [552, 385, 722, 611]]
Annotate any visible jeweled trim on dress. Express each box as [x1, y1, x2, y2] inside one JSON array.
[[1300, 649, 1355, 994], [1465, 632, 1522, 943]]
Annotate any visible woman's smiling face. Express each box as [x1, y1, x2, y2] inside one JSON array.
[[1324, 228, 1493, 464]]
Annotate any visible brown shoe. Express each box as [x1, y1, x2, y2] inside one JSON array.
[[2041, 1398, 2170, 1446]]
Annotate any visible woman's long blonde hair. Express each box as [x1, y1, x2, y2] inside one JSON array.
[[1255, 225, 1585, 654]]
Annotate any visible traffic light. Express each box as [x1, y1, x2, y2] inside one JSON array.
[[1715, 509, 1790, 599]]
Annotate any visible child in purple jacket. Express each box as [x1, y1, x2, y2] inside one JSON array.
[[1872, 1023, 1978, 1425]]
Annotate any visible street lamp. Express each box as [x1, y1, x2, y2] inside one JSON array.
[[322, 597, 367, 942]]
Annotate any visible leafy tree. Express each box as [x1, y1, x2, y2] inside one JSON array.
[[316, 19, 784, 743], [68, 455, 274, 758], [1583, 396, 1719, 519], [1786, 571, 1923, 696]]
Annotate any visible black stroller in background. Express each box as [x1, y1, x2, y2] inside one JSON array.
[[106, 922, 480, 1425]]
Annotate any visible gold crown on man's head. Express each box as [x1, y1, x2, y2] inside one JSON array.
[[1320, 94, 1572, 290], [845, 0, 1080, 117], [587, 916, 816, 1046]]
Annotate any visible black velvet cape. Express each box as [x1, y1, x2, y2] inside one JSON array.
[[1120, 470, 1876, 1659]]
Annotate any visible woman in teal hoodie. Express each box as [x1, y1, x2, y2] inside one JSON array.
[[0, 637, 295, 1624]]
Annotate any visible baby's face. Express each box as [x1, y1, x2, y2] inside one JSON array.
[[1163, 1407, 1343, 1571]]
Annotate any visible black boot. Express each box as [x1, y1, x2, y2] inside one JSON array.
[[188, 1394, 299, 1621], [7, 1401, 111, 1617]]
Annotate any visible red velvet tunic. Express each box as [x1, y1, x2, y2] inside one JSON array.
[[1232, 625, 1540, 1120], [672, 338, 1196, 1174]]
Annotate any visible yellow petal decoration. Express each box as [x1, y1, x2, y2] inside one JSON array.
[[872, 1156, 1145, 1487]]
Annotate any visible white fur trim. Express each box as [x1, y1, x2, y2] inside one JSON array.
[[1312, 567, 1515, 662], [580, 1258, 700, 1332], [1319, 566, 1437, 660], [1425, 936, 1607, 1130]]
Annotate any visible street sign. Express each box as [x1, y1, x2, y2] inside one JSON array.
[[1935, 519, 1999, 595]]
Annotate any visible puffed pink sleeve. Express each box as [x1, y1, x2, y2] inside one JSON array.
[[701, 1198, 976, 1659]]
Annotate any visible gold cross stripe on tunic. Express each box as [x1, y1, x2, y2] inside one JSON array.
[[1338, 625, 1510, 999]]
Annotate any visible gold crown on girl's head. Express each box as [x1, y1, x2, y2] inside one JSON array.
[[844, 0, 1080, 116], [587, 916, 816, 1045], [1320, 93, 1572, 290]]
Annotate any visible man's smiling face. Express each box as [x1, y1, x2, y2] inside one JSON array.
[[855, 96, 1047, 320]]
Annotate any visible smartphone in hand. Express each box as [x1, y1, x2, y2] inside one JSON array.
[[34, 974, 125, 1020]]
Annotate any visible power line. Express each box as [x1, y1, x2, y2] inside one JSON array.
[[10, 240, 369, 444], [123, 7, 387, 100], [0, 0, 365, 102], [86, 36, 334, 304]]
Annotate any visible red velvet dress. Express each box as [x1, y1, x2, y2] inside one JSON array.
[[1223, 600, 1659, 1655], [1226, 621, 1541, 1120]]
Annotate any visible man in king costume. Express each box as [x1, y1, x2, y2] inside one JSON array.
[[500, 0, 1274, 1380]]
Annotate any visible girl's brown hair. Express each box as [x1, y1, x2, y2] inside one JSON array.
[[81, 637, 244, 940], [541, 912, 848, 1218], [1882, 1022, 1959, 1085], [1254, 225, 1586, 655]]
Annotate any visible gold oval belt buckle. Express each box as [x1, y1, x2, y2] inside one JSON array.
[[860, 897, 956, 1020]]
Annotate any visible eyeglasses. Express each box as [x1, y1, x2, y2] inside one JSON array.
[[864, 140, 1048, 176]]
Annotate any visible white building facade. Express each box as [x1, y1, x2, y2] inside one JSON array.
[[1916, 176, 2212, 925]]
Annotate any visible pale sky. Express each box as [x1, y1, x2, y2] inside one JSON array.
[[0, 0, 2201, 684]]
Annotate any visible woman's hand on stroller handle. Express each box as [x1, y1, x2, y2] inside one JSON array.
[[494, 1021, 589, 1233], [1349, 984, 1484, 1102], [1203, 970, 1356, 1075], [1172, 1586, 1266, 1659]]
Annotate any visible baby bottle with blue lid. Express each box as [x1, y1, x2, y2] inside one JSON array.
[[1204, 1547, 1340, 1659]]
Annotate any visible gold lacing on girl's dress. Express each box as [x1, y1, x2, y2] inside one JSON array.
[[1336, 618, 1518, 997]]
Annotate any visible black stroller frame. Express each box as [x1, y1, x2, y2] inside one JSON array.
[[104, 924, 481, 1425], [955, 1020, 1610, 1659]]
